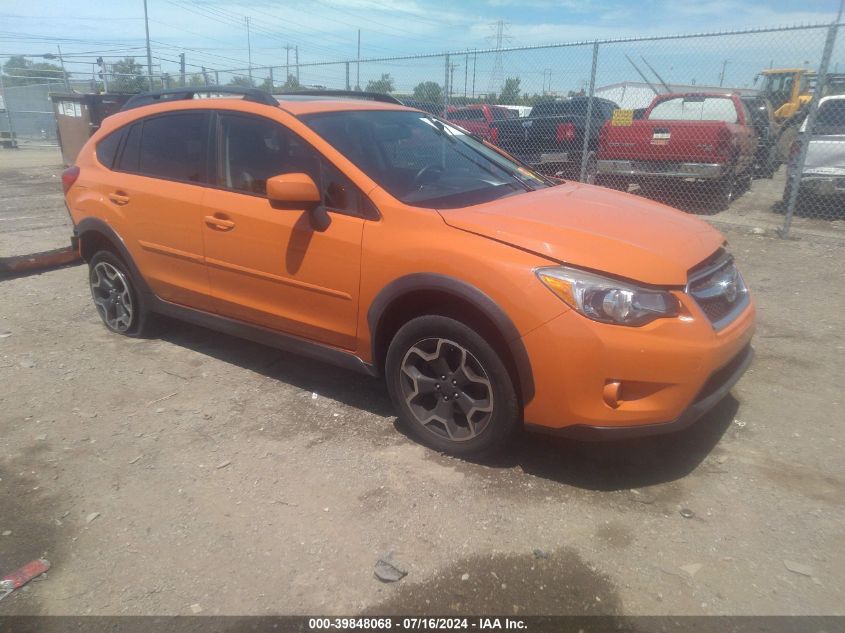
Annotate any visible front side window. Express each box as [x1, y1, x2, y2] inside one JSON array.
[[216, 113, 366, 216], [302, 110, 551, 209], [649, 96, 738, 123]]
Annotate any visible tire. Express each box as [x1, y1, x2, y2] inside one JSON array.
[[88, 250, 154, 337], [710, 175, 736, 210], [385, 315, 521, 458]]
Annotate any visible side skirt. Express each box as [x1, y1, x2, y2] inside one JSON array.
[[150, 297, 378, 378]]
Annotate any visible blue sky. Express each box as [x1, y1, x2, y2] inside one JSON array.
[[1, 0, 842, 94]]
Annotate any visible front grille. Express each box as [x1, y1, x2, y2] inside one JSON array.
[[687, 250, 749, 330]]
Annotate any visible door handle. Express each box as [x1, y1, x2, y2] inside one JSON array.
[[204, 215, 235, 231], [108, 192, 130, 205]]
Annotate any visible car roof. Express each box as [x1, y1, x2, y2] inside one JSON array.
[[274, 97, 411, 116]]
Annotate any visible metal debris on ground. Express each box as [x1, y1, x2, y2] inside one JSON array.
[[374, 556, 408, 583], [0, 559, 51, 603], [680, 508, 695, 519]]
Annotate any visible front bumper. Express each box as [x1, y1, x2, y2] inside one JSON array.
[[597, 159, 725, 180], [797, 173, 845, 196], [520, 294, 756, 436], [527, 345, 753, 440]]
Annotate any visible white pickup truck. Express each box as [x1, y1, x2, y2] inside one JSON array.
[[785, 95, 845, 207]]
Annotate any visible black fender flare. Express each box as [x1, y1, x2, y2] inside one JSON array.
[[76, 218, 153, 297], [367, 273, 535, 403]]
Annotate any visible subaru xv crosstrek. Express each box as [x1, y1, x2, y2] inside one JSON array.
[[62, 87, 755, 458]]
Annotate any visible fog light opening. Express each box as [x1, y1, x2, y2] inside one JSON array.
[[603, 380, 623, 409]]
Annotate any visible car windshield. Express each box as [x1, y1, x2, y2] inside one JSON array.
[[301, 109, 551, 209], [813, 100, 845, 135]]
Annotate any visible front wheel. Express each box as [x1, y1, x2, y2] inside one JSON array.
[[385, 315, 521, 458]]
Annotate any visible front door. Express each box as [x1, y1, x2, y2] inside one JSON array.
[[201, 112, 366, 350]]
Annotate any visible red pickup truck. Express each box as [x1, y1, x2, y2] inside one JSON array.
[[597, 92, 757, 207], [447, 104, 516, 142]]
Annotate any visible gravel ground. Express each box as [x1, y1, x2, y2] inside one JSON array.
[[0, 148, 843, 617]]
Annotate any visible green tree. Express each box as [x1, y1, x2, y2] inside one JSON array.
[[366, 73, 394, 93], [283, 74, 300, 89], [228, 75, 254, 88], [110, 57, 148, 93], [498, 77, 521, 104], [2, 55, 64, 87], [412, 81, 443, 106], [259, 77, 274, 92], [188, 73, 207, 87]]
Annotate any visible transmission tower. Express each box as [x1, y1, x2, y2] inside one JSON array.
[[486, 20, 511, 96]]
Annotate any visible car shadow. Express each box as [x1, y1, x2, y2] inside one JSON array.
[[159, 317, 736, 491], [157, 317, 394, 418], [395, 394, 738, 492]]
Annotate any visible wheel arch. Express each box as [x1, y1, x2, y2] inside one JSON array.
[[76, 218, 153, 297], [368, 273, 535, 404]]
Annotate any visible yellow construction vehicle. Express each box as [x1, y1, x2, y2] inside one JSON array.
[[755, 68, 813, 122]]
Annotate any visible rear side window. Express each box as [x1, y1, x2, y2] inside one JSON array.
[[138, 113, 208, 182], [95, 130, 123, 169], [649, 97, 738, 123], [117, 123, 142, 173], [452, 109, 485, 121]]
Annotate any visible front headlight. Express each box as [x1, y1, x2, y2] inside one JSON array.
[[536, 266, 680, 327]]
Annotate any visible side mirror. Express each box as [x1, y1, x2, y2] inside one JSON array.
[[267, 173, 321, 205], [266, 172, 331, 231]]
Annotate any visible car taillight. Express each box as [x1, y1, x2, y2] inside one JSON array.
[[489, 126, 499, 144], [555, 122, 576, 143], [62, 166, 80, 194]]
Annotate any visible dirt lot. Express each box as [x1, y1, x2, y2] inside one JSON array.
[[0, 147, 844, 616]]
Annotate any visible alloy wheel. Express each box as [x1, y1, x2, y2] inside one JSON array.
[[399, 337, 494, 442], [90, 261, 134, 332]]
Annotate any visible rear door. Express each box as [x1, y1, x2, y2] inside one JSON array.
[[201, 111, 366, 349], [107, 111, 213, 311]]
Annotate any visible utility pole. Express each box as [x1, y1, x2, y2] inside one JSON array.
[[245, 17, 253, 85], [486, 20, 509, 96], [345, 61, 350, 90], [443, 54, 450, 118], [56, 46, 70, 91], [295, 45, 299, 83], [97, 56, 109, 92], [719, 59, 729, 87], [464, 51, 468, 97], [356, 29, 361, 89], [472, 51, 477, 98], [143, 0, 154, 90], [449, 61, 458, 98], [0, 72, 14, 140], [179, 53, 186, 87], [269, 66, 274, 90], [284, 44, 293, 82], [202, 66, 209, 86]]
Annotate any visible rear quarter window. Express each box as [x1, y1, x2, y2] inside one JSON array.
[[95, 129, 124, 169], [649, 97, 738, 123]]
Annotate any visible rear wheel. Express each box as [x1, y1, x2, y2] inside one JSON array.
[[88, 250, 153, 337], [385, 315, 521, 458], [710, 175, 736, 210]]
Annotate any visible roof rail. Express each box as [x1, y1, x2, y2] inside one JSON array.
[[274, 89, 403, 105], [120, 86, 279, 112]]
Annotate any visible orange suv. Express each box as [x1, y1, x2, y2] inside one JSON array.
[[63, 87, 755, 457]]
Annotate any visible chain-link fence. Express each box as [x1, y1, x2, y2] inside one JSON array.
[[216, 22, 842, 235], [1, 22, 843, 234]]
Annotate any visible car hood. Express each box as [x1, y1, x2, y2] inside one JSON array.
[[438, 183, 724, 286]]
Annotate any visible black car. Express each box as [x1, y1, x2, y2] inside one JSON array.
[[741, 94, 795, 178], [492, 96, 619, 180]]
